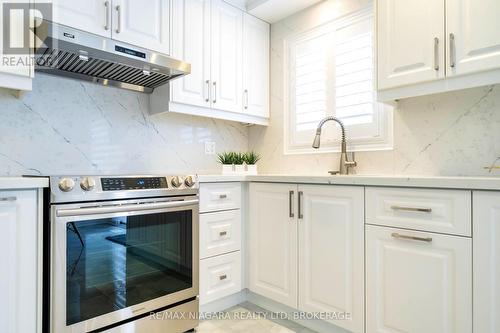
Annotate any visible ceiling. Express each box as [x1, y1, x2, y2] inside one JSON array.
[[246, 0, 323, 23]]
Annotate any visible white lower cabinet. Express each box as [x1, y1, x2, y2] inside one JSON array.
[[0, 189, 41, 333], [200, 209, 241, 259], [472, 191, 500, 333], [248, 183, 364, 333], [200, 251, 242, 305], [366, 225, 472, 333]]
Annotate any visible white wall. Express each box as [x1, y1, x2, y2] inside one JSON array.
[[0, 74, 248, 176], [249, 0, 500, 177]]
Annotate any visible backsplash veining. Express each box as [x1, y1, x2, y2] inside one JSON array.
[[0, 74, 248, 176]]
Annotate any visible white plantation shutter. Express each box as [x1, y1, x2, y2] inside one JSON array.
[[286, 7, 392, 153]]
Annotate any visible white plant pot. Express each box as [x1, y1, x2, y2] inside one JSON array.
[[245, 164, 258, 175], [235, 164, 246, 174], [221, 164, 235, 174]]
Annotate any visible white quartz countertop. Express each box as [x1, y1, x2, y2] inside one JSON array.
[[197, 174, 500, 190], [0, 177, 49, 190]]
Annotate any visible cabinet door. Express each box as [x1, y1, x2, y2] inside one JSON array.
[[377, 0, 445, 90], [112, 0, 170, 54], [211, 0, 243, 113], [243, 13, 269, 118], [47, 0, 110, 37], [447, 0, 500, 76], [366, 225, 472, 333], [171, 0, 211, 107], [248, 183, 298, 308], [0, 190, 39, 333], [298, 185, 364, 333], [473, 191, 500, 333]]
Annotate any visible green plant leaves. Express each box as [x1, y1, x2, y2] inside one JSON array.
[[216, 151, 261, 165]]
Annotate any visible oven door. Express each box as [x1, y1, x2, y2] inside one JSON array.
[[50, 196, 199, 333]]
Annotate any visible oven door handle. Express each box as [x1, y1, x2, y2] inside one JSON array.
[[56, 199, 199, 217]]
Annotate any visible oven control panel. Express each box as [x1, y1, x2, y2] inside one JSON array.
[[101, 177, 168, 191]]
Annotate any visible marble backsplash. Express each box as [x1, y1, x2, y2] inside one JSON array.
[[248, 0, 500, 177], [0, 74, 248, 176]]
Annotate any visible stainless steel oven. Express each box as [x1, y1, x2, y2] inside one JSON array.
[[46, 175, 199, 333]]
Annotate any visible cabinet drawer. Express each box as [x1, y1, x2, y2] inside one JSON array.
[[366, 187, 471, 236], [200, 251, 242, 305], [200, 183, 241, 212], [200, 210, 241, 259]]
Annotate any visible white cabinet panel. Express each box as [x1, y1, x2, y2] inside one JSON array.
[[366, 225, 472, 333], [200, 251, 241, 305], [171, 0, 211, 107], [473, 191, 500, 333], [200, 210, 241, 259], [365, 187, 471, 236], [243, 13, 269, 118], [248, 183, 298, 308], [447, 0, 500, 76], [210, 0, 243, 113], [0, 190, 39, 333], [200, 182, 241, 213], [298, 185, 364, 333], [377, 0, 445, 89], [46, 0, 110, 37], [112, 0, 170, 54]]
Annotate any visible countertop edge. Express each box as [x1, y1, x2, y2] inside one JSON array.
[[197, 174, 500, 191], [0, 177, 49, 190]]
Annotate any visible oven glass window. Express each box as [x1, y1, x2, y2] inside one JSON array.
[[66, 210, 193, 325]]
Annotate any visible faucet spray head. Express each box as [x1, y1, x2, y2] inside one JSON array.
[[312, 129, 321, 149]]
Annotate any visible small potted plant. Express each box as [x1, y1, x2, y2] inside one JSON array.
[[217, 152, 237, 174], [243, 151, 260, 175]]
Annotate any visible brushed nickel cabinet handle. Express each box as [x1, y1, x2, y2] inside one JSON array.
[[219, 194, 227, 199], [219, 231, 227, 236], [104, 1, 110, 30], [391, 205, 432, 213], [115, 5, 121, 33], [244, 89, 249, 110], [449, 33, 456, 68], [0, 197, 16, 202], [212, 81, 217, 104], [219, 274, 227, 280], [289, 190, 294, 218], [391, 233, 433, 243], [434, 37, 439, 71], [205, 80, 210, 102], [298, 191, 303, 219]]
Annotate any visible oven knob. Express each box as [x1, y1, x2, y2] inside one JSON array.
[[58, 178, 75, 192], [80, 177, 96, 191], [184, 176, 195, 187], [171, 176, 182, 188]]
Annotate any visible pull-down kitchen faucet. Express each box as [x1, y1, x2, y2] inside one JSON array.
[[312, 116, 357, 175]]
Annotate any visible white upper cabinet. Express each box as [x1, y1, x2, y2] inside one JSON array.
[[446, 0, 500, 76], [377, 0, 445, 90], [243, 13, 269, 118], [366, 225, 472, 333], [473, 191, 500, 333], [248, 183, 298, 308], [377, 0, 500, 100], [210, 0, 243, 113], [170, 0, 211, 108], [48, 0, 111, 37], [112, 0, 171, 54], [298, 185, 364, 333]]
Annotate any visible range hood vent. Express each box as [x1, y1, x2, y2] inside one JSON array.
[[34, 22, 190, 93]]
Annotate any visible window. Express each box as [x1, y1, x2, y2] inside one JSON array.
[[284, 6, 392, 154]]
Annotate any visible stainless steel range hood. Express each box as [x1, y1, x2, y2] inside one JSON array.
[[34, 22, 190, 93]]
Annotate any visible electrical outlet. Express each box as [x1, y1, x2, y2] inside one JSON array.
[[205, 141, 216, 155]]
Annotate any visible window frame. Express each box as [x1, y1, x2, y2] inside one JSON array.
[[283, 5, 393, 155]]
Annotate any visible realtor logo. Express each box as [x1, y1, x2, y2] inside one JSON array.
[[2, 2, 52, 54]]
